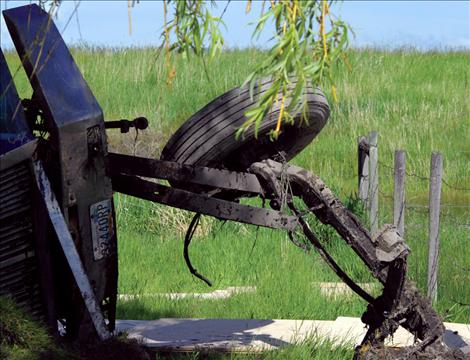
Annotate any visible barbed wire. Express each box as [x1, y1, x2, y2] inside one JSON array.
[[377, 188, 394, 200], [376, 159, 470, 192], [404, 221, 470, 228], [405, 204, 470, 209], [442, 179, 470, 191]]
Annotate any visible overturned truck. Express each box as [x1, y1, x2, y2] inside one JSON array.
[[0, 4, 465, 359]]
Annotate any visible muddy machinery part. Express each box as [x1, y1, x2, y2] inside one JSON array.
[[0, 4, 462, 359], [109, 154, 457, 358], [2, 4, 117, 341]]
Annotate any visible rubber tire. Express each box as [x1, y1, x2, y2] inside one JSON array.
[[161, 79, 330, 172]]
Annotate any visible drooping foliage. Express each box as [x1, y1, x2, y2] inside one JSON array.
[[42, 0, 351, 138], [161, 0, 351, 138]]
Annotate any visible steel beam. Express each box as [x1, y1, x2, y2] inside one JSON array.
[[108, 153, 263, 195], [112, 173, 298, 232]]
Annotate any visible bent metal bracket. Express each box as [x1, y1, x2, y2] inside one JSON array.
[[0, 4, 464, 359]]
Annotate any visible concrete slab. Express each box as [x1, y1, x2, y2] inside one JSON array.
[[443, 322, 470, 356], [116, 318, 335, 352], [115, 317, 470, 353], [326, 316, 416, 347]]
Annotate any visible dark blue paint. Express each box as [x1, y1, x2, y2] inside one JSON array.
[[0, 49, 33, 155]]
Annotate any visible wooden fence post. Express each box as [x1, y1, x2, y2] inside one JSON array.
[[427, 152, 443, 302], [369, 131, 379, 235], [393, 150, 406, 237], [358, 136, 370, 207]]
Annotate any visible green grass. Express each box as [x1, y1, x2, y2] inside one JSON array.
[[117, 219, 374, 321], [3, 47, 470, 358], [115, 197, 469, 324], [0, 297, 68, 360], [152, 338, 354, 360]]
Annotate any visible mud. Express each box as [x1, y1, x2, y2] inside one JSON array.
[[250, 160, 466, 360]]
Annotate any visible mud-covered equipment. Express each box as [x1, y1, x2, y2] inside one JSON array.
[[0, 4, 462, 359]]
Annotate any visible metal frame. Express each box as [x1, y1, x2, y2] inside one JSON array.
[[4, 4, 117, 339]]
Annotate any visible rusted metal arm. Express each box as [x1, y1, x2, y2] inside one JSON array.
[[108, 153, 263, 195], [250, 160, 390, 281], [111, 173, 298, 231], [249, 160, 445, 351]]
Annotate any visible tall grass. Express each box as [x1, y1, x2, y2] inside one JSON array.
[[4, 47, 469, 330], [6, 47, 469, 197]]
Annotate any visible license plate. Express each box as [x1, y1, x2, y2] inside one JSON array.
[[90, 199, 114, 261]]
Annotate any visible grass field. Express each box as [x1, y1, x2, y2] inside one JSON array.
[[4, 47, 470, 358]]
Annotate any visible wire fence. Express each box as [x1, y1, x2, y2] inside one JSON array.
[[357, 131, 469, 306], [377, 158, 470, 192]]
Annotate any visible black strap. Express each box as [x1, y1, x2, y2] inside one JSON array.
[[183, 213, 212, 287]]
